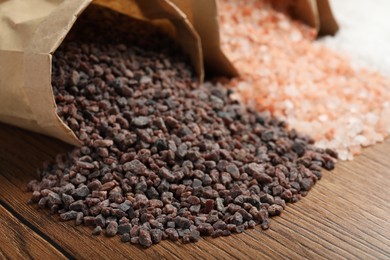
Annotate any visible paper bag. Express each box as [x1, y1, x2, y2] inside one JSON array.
[[0, 0, 203, 146], [284, 0, 339, 35], [169, 0, 338, 78], [170, 0, 239, 77]]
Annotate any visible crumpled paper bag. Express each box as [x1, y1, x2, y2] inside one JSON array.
[[170, 0, 339, 78], [273, 0, 339, 35], [0, 0, 203, 146]]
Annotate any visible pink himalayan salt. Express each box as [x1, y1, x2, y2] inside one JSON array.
[[219, 0, 390, 160]]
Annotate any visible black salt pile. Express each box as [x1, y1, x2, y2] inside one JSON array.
[[27, 14, 336, 247]]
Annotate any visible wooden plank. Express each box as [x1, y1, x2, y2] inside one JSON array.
[[0, 204, 66, 259], [0, 123, 389, 259]]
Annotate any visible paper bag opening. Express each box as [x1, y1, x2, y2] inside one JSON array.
[[0, 0, 203, 146]]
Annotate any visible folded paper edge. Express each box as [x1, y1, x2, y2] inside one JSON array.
[[24, 0, 92, 146], [317, 0, 339, 36], [136, 0, 204, 82]]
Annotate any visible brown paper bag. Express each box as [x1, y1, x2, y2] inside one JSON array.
[[0, 0, 203, 146], [272, 0, 337, 34], [169, 0, 338, 78], [170, 0, 239, 77], [315, 0, 339, 36], [286, 0, 339, 35]]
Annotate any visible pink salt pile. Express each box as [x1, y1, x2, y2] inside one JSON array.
[[219, 0, 390, 160]]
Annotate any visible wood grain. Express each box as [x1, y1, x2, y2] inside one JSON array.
[[0, 204, 65, 259], [0, 123, 389, 259]]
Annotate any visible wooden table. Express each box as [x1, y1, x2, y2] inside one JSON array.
[[0, 123, 389, 259]]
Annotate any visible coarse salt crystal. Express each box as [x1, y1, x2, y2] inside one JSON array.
[[290, 30, 302, 42], [278, 20, 290, 30], [318, 114, 328, 122]]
